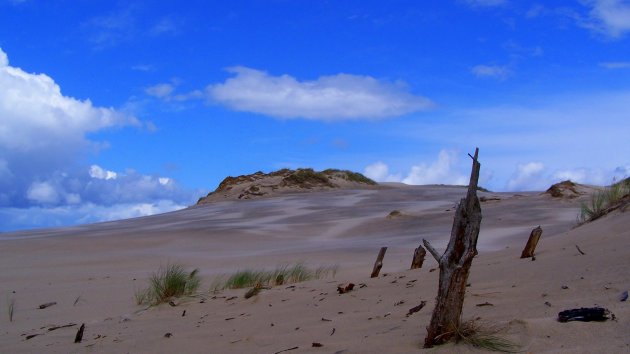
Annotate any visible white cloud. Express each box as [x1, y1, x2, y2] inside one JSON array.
[[26, 181, 59, 204], [365, 150, 469, 186], [0, 47, 137, 152], [0, 47, 139, 208], [0, 200, 187, 232], [506, 162, 546, 191], [0, 47, 199, 231], [582, 0, 630, 38], [145, 83, 174, 98], [471, 65, 510, 79], [89, 165, 118, 180], [504, 163, 628, 191], [363, 162, 401, 182], [402, 150, 468, 185], [206, 66, 433, 120], [599, 61, 630, 69]]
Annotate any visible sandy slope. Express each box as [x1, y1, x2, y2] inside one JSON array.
[[1, 184, 628, 353]]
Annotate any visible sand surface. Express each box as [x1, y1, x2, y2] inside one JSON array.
[[1, 184, 628, 353]]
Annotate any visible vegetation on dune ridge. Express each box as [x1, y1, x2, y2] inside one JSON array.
[[211, 263, 338, 291], [198, 168, 377, 203], [135, 264, 201, 306], [578, 177, 630, 223], [282, 168, 334, 187]]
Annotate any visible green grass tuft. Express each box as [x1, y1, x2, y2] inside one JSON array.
[[214, 263, 338, 290], [135, 264, 201, 306], [455, 318, 520, 353], [579, 178, 630, 223], [283, 168, 334, 187]]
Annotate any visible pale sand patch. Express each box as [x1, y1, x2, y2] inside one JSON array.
[[1, 184, 628, 353]]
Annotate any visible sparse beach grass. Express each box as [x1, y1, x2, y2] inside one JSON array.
[[135, 264, 201, 306], [212, 262, 338, 291], [579, 178, 630, 223], [455, 318, 520, 353]]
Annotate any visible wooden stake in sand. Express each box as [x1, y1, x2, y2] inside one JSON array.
[[520, 226, 543, 258], [370, 247, 387, 278], [74, 323, 85, 343], [410, 245, 427, 270], [423, 148, 482, 348]]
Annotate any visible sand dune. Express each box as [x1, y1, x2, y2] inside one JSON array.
[[1, 184, 628, 353]]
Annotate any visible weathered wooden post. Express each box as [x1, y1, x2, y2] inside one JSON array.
[[422, 148, 482, 348], [520, 226, 542, 258], [370, 247, 387, 278], [410, 245, 427, 270]]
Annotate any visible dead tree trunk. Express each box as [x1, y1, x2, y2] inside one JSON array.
[[410, 245, 427, 270], [423, 148, 482, 348], [520, 226, 542, 258], [370, 247, 387, 278]]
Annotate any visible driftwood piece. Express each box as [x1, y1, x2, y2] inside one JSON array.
[[410, 245, 427, 270], [74, 323, 85, 343], [48, 323, 76, 331], [423, 148, 482, 348], [406, 301, 427, 317], [520, 226, 543, 258], [337, 283, 355, 294], [370, 247, 387, 278]]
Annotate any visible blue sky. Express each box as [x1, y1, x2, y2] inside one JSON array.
[[1, 0, 629, 231]]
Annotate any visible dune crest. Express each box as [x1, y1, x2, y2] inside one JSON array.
[[197, 168, 378, 203]]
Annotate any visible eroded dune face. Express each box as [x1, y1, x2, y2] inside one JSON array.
[[2, 183, 628, 353]]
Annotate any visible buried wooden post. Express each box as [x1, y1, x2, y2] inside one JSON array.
[[370, 247, 388, 278], [520, 226, 543, 258], [422, 148, 482, 348], [410, 245, 427, 270]]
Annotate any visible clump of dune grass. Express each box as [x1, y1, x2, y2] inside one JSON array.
[[7, 296, 15, 322], [579, 178, 630, 223], [454, 318, 520, 353], [213, 263, 338, 291], [135, 264, 201, 306]]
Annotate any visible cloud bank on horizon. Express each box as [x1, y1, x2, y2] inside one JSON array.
[[1, 0, 629, 231]]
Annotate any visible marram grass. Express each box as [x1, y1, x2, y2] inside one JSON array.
[[212, 263, 338, 291], [135, 264, 201, 306], [579, 178, 629, 223]]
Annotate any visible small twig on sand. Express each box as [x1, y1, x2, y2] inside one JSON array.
[[274, 346, 299, 354], [575, 245, 586, 255]]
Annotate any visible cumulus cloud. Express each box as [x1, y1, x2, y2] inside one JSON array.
[[89, 165, 118, 180], [471, 65, 510, 79], [363, 162, 401, 182], [402, 151, 468, 185], [206, 66, 433, 120], [364, 151, 469, 186], [0, 47, 198, 231], [581, 0, 630, 38], [26, 182, 60, 205]]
